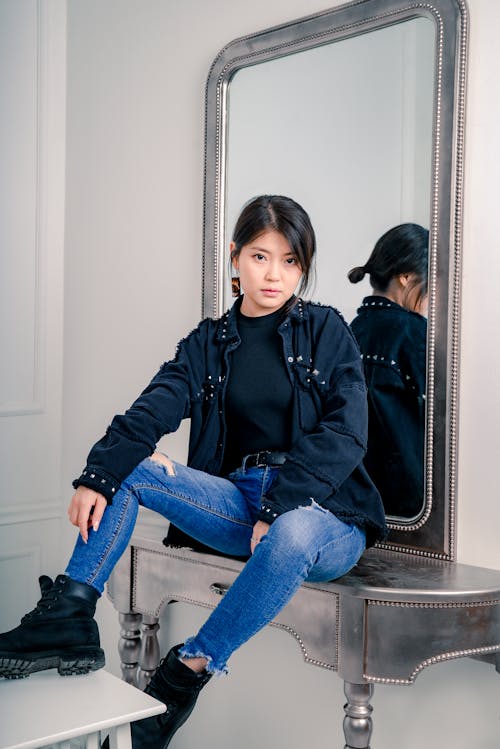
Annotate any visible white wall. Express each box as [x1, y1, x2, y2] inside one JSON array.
[[0, 0, 66, 631], [457, 1, 500, 571], [61, 1, 500, 748]]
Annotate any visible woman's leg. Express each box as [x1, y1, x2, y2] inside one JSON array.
[[0, 457, 260, 680], [65, 456, 257, 594], [180, 502, 366, 674]]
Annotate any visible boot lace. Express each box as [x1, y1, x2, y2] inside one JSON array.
[[21, 576, 66, 622]]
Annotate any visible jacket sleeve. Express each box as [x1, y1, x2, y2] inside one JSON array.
[[259, 313, 368, 522], [72, 323, 206, 502]]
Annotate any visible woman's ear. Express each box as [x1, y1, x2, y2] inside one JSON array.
[[230, 242, 241, 298], [398, 273, 411, 288], [230, 241, 238, 271]]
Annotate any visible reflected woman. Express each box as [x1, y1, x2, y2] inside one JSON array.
[[348, 223, 428, 518]]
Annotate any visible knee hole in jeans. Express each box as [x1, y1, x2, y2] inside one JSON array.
[[150, 452, 176, 476]]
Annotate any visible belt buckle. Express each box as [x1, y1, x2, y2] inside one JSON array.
[[255, 450, 268, 467]]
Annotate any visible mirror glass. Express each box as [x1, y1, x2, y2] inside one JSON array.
[[223, 17, 436, 522]]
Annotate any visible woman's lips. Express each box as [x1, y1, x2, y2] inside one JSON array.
[[261, 288, 281, 296]]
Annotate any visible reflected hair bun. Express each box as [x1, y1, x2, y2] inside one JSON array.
[[348, 266, 367, 284]]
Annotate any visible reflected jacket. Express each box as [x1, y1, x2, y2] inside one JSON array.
[[350, 295, 427, 517], [73, 297, 388, 547]]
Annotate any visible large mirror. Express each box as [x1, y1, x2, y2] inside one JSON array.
[[202, 0, 468, 558]]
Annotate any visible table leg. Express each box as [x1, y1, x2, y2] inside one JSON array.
[[85, 731, 101, 749], [343, 681, 374, 749], [118, 612, 143, 686], [108, 723, 132, 749], [137, 614, 161, 690]]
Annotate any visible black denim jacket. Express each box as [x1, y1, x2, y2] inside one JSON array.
[[73, 298, 387, 547], [350, 296, 427, 518]]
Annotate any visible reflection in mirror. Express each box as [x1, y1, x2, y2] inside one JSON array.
[[223, 17, 435, 521], [348, 223, 429, 520]]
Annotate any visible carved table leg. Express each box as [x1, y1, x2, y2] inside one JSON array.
[[137, 614, 161, 690], [118, 612, 143, 686], [343, 681, 374, 749]]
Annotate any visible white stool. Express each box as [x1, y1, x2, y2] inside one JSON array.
[[0, 669, 165, 749]]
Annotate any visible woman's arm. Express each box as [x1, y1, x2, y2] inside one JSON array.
[[72, 322, 207, 502]]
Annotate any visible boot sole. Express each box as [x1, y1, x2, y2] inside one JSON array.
[[0, 646, 105, 679]]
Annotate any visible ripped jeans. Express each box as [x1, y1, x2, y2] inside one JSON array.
[[65, 456, 366, 675]]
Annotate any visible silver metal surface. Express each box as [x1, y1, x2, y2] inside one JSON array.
[[343, 682, 374, 749], [333, 548, 500, 602], [129, 537, 341, 670], [107, 528, 500, 747], [202, 0, 469, 559]]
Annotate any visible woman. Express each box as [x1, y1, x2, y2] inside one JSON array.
[[0, 195, 386, 749], [348, 223, 428, 518]]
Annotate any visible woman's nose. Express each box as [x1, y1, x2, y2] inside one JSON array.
[[265, 263, 280, 280]]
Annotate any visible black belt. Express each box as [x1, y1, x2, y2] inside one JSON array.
[[243, 451, 288, 469]]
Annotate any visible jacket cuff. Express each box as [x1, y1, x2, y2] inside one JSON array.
[[72, 466, 120, 504], [258, 498, 282, 524]]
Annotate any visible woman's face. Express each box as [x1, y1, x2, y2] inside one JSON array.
[[231, 229, 302, 317]]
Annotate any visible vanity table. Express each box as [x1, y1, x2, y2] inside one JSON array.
[[107, 0, 496, 746], [106, 527, 500, 748]]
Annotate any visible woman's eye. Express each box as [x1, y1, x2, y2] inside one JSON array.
[[285, 257, 298, 265], [254, 253, 266, 261]]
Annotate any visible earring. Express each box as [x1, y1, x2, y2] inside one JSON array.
[[231, 276, 241, 297]]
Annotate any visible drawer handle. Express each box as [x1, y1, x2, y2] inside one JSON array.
[[210, 582, 229, 596]]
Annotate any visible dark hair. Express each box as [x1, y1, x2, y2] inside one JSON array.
[[231, 195, 316, 297], [348, 223, 429, 309]]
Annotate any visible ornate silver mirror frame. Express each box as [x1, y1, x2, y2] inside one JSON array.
[[202, 0, 468, 559]]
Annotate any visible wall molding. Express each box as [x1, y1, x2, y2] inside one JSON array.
[[0, 545, 41, 566], [0, 500, 62, 527], [0, 0, 47, 416]]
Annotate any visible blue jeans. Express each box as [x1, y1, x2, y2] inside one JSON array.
[[66, 456, 366, 675]]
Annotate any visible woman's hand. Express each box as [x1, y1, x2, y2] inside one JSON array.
[[250, 520, 270, 554], [68, 486, 107, 543]]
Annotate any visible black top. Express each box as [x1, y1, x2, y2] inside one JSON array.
[[221, 306, 292, 474], [350, 295, 427, 519]]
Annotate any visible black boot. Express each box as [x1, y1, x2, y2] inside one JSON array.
[[131, 644, 212, 749], [0, 574, 105, 679]]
